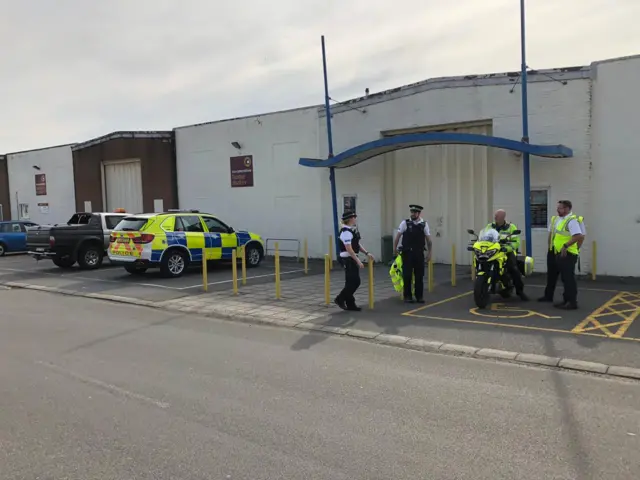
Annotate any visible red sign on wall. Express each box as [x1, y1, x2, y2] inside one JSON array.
[[35, 174, 47, 196], [230, 155, 254, 188]]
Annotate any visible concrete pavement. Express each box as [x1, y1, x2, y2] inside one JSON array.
[[1, 288, 639, 479]]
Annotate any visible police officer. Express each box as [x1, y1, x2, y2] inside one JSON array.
[[393, 205, 432, 304], [335, 211, 374, 311], [486, 209, 528, 301], [538, 200, 586, 309]]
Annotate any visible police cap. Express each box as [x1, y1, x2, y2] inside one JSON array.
[[342, 211, 357, 221], [409, 204, 423, 212]]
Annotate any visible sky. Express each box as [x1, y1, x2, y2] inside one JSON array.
[[0, 0, 637, 153]]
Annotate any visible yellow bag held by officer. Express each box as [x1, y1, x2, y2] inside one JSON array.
[[389, 254, 415, 295]]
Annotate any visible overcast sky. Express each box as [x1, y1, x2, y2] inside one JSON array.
[[1, 0, 637, 153]]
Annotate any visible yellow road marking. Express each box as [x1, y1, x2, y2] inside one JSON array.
[[402, 291, 473, 315], [572, 291, 640, 338], [405, 313, 640, 342], [470, 303, 561, 319]]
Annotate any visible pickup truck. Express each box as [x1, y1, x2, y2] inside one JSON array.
[[26, 212, 128, 269]]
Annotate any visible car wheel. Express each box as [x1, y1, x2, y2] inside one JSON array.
[[245, 244, 262, 268], [125, 264, 148, 275], [52, 255, 75, 269], [0, 242, 6, 257], [160, 249, 189, 278], [78, 244, 104, 270]]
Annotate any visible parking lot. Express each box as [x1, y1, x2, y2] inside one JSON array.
[[0, 253, 318, 302], [401, 282, 640, 342]]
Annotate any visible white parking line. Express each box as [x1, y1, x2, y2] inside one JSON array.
[[0, 267, 185, 290], [0, 267, 308, 291]]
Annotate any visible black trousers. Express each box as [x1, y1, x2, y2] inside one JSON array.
[[505, 252, 524, 294], [336, 257, 361, 306], [544, 250, 578, 305], [402, 250, 425, 300]]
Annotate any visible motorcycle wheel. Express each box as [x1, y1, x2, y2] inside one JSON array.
[[473, 275, 491, 309]]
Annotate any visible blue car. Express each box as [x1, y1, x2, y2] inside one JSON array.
[[0, 220, 39, 256]]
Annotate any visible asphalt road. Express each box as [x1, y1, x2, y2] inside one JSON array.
[[1, 288, 639, 479]]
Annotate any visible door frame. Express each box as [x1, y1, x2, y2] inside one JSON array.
[[101, 158, 142, 213]]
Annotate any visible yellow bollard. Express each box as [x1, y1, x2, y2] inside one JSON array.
[[231, 249, 238, 295], [303, 238, 308, 275], [275, 242, 281, 299], [240, 245, 247, 285], [328, 235, 333, 270], [368, 258, 375, 309], [428, 259, 434, 293], [451, 244, 457, 287], [324, 254, 331, 304], [202, 248, 208, 292], [591, 240, 597, 281]]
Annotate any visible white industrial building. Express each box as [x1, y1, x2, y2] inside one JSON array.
[[178, 54, 639, 277], [6, 144, 76, 225]]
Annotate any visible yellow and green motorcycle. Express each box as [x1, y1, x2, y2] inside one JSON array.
[[466, 227, 534, 309]]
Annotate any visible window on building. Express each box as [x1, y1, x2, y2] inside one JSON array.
[[342, 195, 357, 215], [530, 189, 549, 228]]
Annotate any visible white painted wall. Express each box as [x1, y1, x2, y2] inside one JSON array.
[[6, 145, 76, 225], [590, 55, 640, 277], [319, 72, 593, 271], [174, 55, 640, 277], [175, 107, 326, 257]]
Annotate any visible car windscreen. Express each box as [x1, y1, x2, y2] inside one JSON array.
[[114, 217, 150, 232]]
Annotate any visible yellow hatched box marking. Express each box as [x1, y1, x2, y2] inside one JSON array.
[[572, 291, 640, 338]]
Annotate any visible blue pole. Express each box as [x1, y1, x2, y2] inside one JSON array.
[[321, 35, 340, 258], [520, 0, 532, 256]]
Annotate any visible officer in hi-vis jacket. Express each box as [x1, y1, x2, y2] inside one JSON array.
[[393, 204, 432, 304]]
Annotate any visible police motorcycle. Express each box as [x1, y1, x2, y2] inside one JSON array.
[[466, 227, 534, 309]]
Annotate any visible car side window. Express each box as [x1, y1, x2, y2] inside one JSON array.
[[202, 216, 228, 234], [105, 216, 123, 229], [0, 224, 10, 233], [176, 215, 204, 233], [11, 223, 21, 232], [88, 216, 101, 227]]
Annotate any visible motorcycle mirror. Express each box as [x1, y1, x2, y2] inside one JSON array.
[[467, 229, 475, 235], [512, 229, 522, 235], [466, 246, 474, 252]]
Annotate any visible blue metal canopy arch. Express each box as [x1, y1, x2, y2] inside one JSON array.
[[299, 132, 573, 169], [299, 130, 573, 260], [311, 25, 572, 260]]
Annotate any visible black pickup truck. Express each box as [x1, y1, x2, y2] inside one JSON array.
[[26, 212, 127, 269]]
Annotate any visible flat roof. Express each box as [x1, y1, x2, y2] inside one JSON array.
[[72, 131, 173, 152]]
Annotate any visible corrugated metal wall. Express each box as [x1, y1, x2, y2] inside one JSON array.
[[383, 124, 494, 265]]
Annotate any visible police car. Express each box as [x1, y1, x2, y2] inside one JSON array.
[[108, 210, 264, 278]]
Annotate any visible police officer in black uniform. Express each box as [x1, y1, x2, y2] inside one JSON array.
[[393, 204, 432, 304], [335, 211, 373, 311]]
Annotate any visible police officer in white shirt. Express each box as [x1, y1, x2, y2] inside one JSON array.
[[393, 204, 432, 303], [538, 199, 586, 309], [335, 211, 374, 311]]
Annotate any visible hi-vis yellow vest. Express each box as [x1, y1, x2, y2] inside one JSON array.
[[550, 214, 583, 255]]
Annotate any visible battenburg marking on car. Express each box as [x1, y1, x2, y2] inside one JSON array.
[[107, 212, 265, 278]]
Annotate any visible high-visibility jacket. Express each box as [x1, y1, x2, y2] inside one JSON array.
[[550, 214, 584, 255], [485, 222, 520, 253], [389, 254, 415, 295]]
